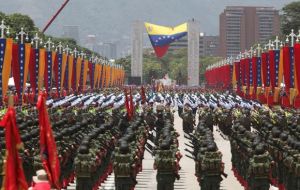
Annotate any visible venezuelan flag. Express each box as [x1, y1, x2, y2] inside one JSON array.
[[60, 53, 68, 94], [68, 55, 74, 91], [145, 22, 187, 58], [83, 60, 88, 91], [0, 38, 13, 102]]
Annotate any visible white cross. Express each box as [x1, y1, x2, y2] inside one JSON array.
[[274, 36, 280, 50], [297, 30, 300, 43], [33, 33, 41, 49], [90, 54, 95, 62], [57, 42, 63, 54], [94, 56, 99, 63], [18, 27, 27, 44], [266, 40, 272, 50], [0, 20, 9, 39], [45, 38, 53, 51], [80, 51, 86, 59], [256, 44, 262, 56], [64, 45, 71, 55], [289, 29, 297, 46], [73, 48, 78, 57]]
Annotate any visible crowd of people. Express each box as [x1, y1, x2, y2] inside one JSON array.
[[0, 86, 300, 190]]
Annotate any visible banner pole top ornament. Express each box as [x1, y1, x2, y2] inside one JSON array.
[[289, 29, 296, 46], [15, 27, 27, 44], [90, 54, 94, 62], [274, 36, 280, 50], [57, 42, 63, 54], [266, 40, 273, 50], [94, 56, 99, 63], [64, 45, 71, 55], [73, 48, 78, 58], [296, 30, 300, 43], [80, 51, 86, 59], [45, 38, 54, 51], [32, 33, 42, 49], [0, 20, 9, 39], [249, 46, 254, 57], [257, 44, 262, 57]]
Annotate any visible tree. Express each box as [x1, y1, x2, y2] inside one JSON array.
[[6, 13, 37, 39], [116, 47, 222, 85], [116, 57, 131, 77], [0, 12, 102, 59], [281, 1, 300, 35]]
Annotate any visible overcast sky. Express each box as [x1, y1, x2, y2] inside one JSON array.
[[0, 0, 295, 43]]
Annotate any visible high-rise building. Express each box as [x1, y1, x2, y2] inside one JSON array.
[[62, 25, 80, 43], [98, 42, 117, 59], [219, 6, 280, 57], [169, 34, 219, 57]]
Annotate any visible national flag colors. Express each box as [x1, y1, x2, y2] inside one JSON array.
[[37, 93, 60, 189], [205, 38, 300, 108], [0, 106, 28, 190], [145, 22, 188, 58], [0, 38, 13, 102]]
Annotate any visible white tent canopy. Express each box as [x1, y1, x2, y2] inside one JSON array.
[[8, 77, 30, 87]]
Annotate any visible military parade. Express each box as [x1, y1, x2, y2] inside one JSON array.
[[2, 0, 300, 190]]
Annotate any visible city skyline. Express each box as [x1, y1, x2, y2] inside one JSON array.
[[0, 0, 295, 58]]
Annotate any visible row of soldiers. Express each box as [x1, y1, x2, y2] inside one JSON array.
[[206, 94, 300, 190], [113, 114, 149, 190], [184, 109, 225, 190], [153, 105, 181, 190], [0, 89, 137, 189], [74, 112, 118, 190]]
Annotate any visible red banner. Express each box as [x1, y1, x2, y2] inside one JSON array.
[[283, 46, 291, 91], [37, 93, 61, 188], [0, 107, 28, 190], [11, 44, 21, 97], [252, 57, 257, 89], [269, 50, 276, 88], [261, 53, 268, 87], [295, 44, 300, 94]]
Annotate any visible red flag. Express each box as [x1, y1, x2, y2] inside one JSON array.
[[234, 62, 240, 91], [269, 50, 276, 88], [240, 59, 246, 86], [261, 52, 268, 87], [245, 58, 250, 88], [141, 86, 146, 104], [283, 46, 291, 90], [29, 48, 38, 95], [252, 57, 257, 89], [37, 93, 61, 189], [0, 107, 28, 190], [295, 44, 300, 94], [124, 89, 132, 120], [11, 44, 21, 98], [129, 88, 134, 119]]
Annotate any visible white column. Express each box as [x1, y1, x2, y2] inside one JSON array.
[[131, 20, 144, 83], [187, 20, 200, 86]]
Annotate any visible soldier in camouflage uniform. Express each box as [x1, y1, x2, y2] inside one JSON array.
[[180, 105, 195, 133], [200, 143, 224, 190], [247, 144, 272, 190], [113, 140, 136, 190]]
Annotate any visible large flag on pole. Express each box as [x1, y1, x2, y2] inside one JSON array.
[[145, 22, 187, 58]]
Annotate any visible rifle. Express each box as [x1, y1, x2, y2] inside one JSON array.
[[185, 154, 197, 161], [184, 142, 194, 149], [184, 148, 195, 156]]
